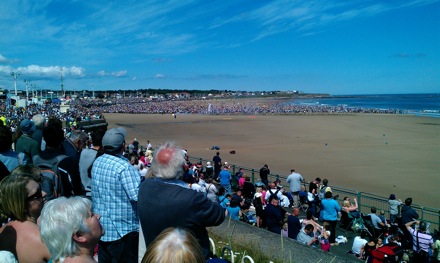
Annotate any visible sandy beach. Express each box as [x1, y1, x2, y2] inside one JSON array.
[[103, 113, 439, 208]]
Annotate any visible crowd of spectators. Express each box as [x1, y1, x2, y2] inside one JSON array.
[[0, 99, 436, 263]]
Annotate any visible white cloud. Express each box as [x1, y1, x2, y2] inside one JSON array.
[[112, 70, 127, 77], [155, 74, 165, 79]]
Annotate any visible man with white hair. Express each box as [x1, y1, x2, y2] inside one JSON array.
[[91, 127, 140, 263], [138, 142, 225, 260]]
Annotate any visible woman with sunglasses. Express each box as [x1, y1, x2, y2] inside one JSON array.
[[0, 173, 51, 263]]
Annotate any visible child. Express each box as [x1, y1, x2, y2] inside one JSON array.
[[319, 222, 331, 252]]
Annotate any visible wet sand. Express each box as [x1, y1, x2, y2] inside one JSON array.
[[103, 113, 440, 208]]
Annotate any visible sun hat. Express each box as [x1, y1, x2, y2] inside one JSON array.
[[102, 127, 127, 151]]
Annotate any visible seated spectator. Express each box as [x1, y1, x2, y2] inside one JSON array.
[[205, 178, 218, 203], [231, 190, 245, 208], [0, 173, 51, 263], [297, 224, 318, 246], [39, 196, 104, 263], [378, 210, 387, 225], [342, 197, 360, 218], [362, 237, 377, 260], [351, 230, 368, 259], [369, 207, 386, 234], [225, 199, 242, 221], [302, 210, 323, 230], [319, 222, 331, 252], [141, 227, 205, 263], [219, 194, 232, 209]]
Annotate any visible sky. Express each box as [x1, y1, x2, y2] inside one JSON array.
[[0, 0, 439, 95]]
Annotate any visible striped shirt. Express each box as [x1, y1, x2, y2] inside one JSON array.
[[92, 153, 140, 242], [409, 228, 434, 253]]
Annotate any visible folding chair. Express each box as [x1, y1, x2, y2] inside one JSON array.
[[339, 210, 354, 230], [361, 214, 377, 238]]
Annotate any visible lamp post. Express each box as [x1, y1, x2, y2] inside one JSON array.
[[10, 71, 21, 97], [24, 79, 30, 107]]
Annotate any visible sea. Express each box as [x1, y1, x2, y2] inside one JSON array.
[[288, 93, 440, 118]]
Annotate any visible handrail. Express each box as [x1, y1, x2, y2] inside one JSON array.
[[189, 155, 440, 231]]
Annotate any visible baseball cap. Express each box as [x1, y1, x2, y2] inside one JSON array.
[[20, 119, 36, 134], [102, 127, 127, 151]]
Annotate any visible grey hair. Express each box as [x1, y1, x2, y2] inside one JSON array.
[[32, 114, 46, 128], [39, 196, 92, 262], [69, 130, 88, 142], [150, 142, 185, 180]]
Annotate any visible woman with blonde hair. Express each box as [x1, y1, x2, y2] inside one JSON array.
[[0, 173, 50, 263], [141, 227, 205, 263]]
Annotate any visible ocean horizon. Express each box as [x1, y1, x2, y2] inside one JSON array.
[[288, 93, 440, 118]]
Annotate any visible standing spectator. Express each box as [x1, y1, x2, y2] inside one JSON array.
[[141, 227, 206, 263], [405, 220, 434, 262], [205, 161, 213, 179], [39, 196, 104, 263], [79, 128, 106, 199], [138, 142, 225, 260], [219, 165, 232, 194], [91, 127, 140, 263], [0, 174, 51, 263], [401, 197, 419, 249], [264, 195, 286, 234], [286, 168, 304, 208], [16, 119, 39, 164], [259, 164, 270, 186], [63, 129, 89, 167], [35, 122, 83, 197], [320, 191, 341, 246], [31, 114, 46, 151], [401, 197, 418, 225], [253, 186, 265, 228], [388, 194, 402, 224], [242, 176, 255, 199], [212, 151, 222, 180], [0, 125, 20, 174], [265, 183, 284, 205], [287, 207, 302, 240]]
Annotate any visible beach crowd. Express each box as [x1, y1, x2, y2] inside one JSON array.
[[0, 100, 436, 263]]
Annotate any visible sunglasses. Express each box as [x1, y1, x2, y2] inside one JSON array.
[[27, 187, 43, 201]]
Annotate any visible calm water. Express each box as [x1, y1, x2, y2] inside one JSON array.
[[289, 93, 440, 117]]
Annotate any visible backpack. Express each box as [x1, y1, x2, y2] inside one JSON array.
[[33, 155, 69, 201], [268, 189, 280, 202], [318, 185, 328, 200]]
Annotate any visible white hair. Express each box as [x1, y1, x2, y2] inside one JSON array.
[[150, 142, 185, 180]]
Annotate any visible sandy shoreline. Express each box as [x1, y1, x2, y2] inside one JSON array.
[[103, 113, 439, 208]]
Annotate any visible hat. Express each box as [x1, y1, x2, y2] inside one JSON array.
[[102, 127, 127, 151], [206, 161, 211, 166], [20, 119, 36, 134], [389, 194, 396, 200], [419, 221, 427, 231]]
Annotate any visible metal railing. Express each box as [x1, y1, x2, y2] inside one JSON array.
[[189, 155, 440, 231]]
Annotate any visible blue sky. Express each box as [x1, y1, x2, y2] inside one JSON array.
[[0, 0, 439, 95]]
